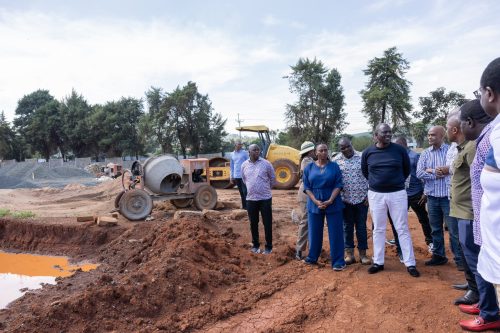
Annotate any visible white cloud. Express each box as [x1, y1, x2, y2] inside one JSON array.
[[0, 10, 245, 120]]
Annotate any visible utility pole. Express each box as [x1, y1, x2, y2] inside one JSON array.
[[236, 113, 243, 138]]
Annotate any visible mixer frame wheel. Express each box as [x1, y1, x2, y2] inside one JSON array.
[[193, 185, 218, 210], [119, 189, 153, 221]]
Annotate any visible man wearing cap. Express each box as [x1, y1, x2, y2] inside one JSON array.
[[294, 141, 316, 260], [230, 140, 249, 209], [333, 137, 370, 265]]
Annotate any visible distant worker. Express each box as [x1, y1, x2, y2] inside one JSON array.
[[333, 137, 370, 265], [294, 141, 316, 260], [241, 144, 276, 255], [303, 143, 346, 271], [361, 123, 420, 277], [230, 140, 249, 209]]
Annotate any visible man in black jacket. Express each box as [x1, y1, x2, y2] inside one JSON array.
[[361, 123, 420, 277]]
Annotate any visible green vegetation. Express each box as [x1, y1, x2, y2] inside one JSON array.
[[282, 58, 346, 149], [11, 211, 36, 219], [0, 209, 35, 218], [360, 47, 412, 132], [0, 208, 11, 217]]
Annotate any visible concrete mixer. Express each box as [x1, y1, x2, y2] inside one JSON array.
[[115, 156, 218, 220]]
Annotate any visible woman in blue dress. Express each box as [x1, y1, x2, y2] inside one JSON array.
[[303, 143, 346, 270]]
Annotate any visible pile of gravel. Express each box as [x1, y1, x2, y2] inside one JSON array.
[[0, 163, 95, 189], [0, 176, 38, 189]]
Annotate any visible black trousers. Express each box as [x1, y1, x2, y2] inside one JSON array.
[[247, 198, 273, 250], [233, 178, 247, 209]]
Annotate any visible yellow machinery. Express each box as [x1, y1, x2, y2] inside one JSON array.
[[208, 125, 300, 190]]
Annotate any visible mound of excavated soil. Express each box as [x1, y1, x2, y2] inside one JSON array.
[[0, 216, 249, 332]]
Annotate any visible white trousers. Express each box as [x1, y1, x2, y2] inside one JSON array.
[[368, 189, 416, 266]]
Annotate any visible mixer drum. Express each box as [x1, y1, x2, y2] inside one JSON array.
[[142, 156, 183, 194]]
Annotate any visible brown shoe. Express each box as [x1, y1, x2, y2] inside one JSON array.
[[344, 248, 356, 265], [359, 249, 371, 265]]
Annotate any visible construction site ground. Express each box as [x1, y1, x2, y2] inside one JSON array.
[[0, 179, 467, 332]]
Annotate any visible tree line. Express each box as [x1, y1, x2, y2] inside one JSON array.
[[0, 82, 227, 161], [0, 46, 467, 161], [279, 46, 467, 150]]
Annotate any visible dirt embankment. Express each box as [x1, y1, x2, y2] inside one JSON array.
[[0, 188, 467, 333]]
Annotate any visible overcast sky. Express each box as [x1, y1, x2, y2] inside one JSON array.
[[0, 0, 498, 135]]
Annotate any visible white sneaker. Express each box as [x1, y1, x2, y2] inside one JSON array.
[[427, 243, 434, 254], [250, 247, 261, 254]]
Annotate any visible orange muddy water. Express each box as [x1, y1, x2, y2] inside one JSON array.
[[0, 251, 97, 309]]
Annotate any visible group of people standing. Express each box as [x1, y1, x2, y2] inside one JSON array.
[[230, 57, 500, 332]]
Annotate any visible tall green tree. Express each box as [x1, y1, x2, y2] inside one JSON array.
[[13, 90, 65, 161], [88, 98, 145, 158], [160, 82, 227, 157], [59, 90, 93, 157], [143, 87, 177, 154], [0, 111, 15, 159], [414, 87, 466, 127], [285, 58, 347, 148], [360, 47, 412, 131]]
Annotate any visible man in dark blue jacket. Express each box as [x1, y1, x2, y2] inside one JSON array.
[[361, 123, 420, 277]]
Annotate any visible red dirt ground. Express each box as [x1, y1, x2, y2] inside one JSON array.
[[0, 181, 469, 332]]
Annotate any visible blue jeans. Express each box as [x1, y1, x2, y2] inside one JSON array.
[[458, 219, 500, 322], [427, 196, 463, 265], [343, 202, 368, 250], [307, 210, 345, 267]]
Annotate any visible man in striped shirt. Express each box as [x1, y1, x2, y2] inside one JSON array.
[[417, 126, 455, 266]]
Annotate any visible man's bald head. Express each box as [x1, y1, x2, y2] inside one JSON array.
[[446, 107, 463, 143], [427, 125, 446, 147], [374, 123, 392, 148]]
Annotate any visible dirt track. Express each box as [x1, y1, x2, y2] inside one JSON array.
[[0, 180, 467, 332]]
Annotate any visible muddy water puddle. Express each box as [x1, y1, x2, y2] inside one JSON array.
[[0, 251, 97, 309]]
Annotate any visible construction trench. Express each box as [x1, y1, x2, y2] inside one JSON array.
[[0, 173, 474, 332]]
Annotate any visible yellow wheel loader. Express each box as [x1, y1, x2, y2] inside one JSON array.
[[208, 125, 300, 190]]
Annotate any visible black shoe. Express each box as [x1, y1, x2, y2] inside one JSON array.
[[454, 290, 479, 305], [407, 266, 420, 278], [295, 250, 303, 260], [425, 254, 448, 266], [452, 283, 469, 291], [368, 263, 384, 274]]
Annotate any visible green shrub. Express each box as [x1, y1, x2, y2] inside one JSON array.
[[0, 208, 11, 217], [11, 211, 35, 219]]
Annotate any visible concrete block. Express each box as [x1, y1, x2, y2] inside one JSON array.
[[97, 216, 118, 226]]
